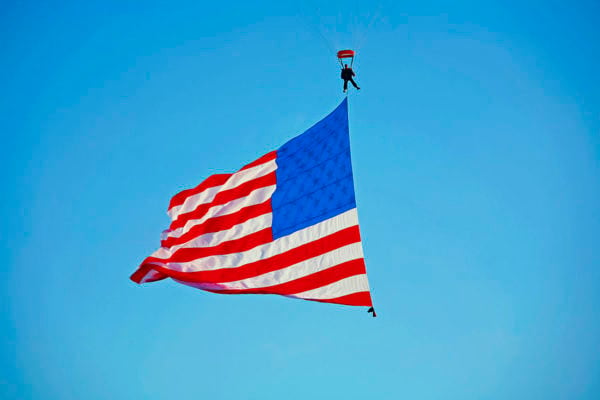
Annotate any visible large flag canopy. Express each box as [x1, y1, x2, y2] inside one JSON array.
[[131, 99, 375, 313]]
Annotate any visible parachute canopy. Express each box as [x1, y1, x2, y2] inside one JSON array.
[[337, 49, 355, 67], [337, 49, 355, 59]]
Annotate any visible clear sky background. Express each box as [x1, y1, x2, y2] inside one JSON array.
[[2, 1, 600, 399]]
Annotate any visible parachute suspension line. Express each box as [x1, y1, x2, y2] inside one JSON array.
[[313, 21, 338, 57], [339, 56, 354, 69], [324, 33, 338, 56], [294, 7, 337, 58], [353, 7, 383, 52]]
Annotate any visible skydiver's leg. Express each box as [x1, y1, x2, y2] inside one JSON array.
[[343, 80, 348, 92], [350, 78, 360, 89]]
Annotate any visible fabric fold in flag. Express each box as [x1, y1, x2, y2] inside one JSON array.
[[131, 98, 374, 310]]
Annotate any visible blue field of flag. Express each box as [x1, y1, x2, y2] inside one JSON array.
[[271, 99, 357, 240]]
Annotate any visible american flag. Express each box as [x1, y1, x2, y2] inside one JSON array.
[[131, 99, 374, 313]]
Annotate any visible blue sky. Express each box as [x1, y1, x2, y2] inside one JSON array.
[[2, 1, 599, 399]]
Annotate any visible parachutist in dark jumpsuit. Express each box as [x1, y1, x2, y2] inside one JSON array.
[[341, 64, 360, 92]]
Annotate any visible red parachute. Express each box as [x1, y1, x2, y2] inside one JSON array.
[[337, 49, 355, 67]]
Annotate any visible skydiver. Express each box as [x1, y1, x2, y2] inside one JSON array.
[[341, 64, 360, 93]]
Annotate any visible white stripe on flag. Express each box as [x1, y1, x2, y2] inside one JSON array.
[[163, 185, 276, 241], [168, 159, 277, 220], [289, 274, 370, 300], [151, 213, 272, 259], [150, 208, 360, 271], [182, 242, 363, 290]]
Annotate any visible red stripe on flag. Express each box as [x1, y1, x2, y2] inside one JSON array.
[[169, 171, 276, 230], [161, 200, 272, 248], [307, 291, 373, 307], [207, 286, 373, 307], [130, 265, 152, 283], [145, 228, 273, 264], [142, 225, 361, 284], [168, 174, 231, 211], [204, 259, 367, 295], [130, 266, 168, 284], [240, 151, 276, 171]]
